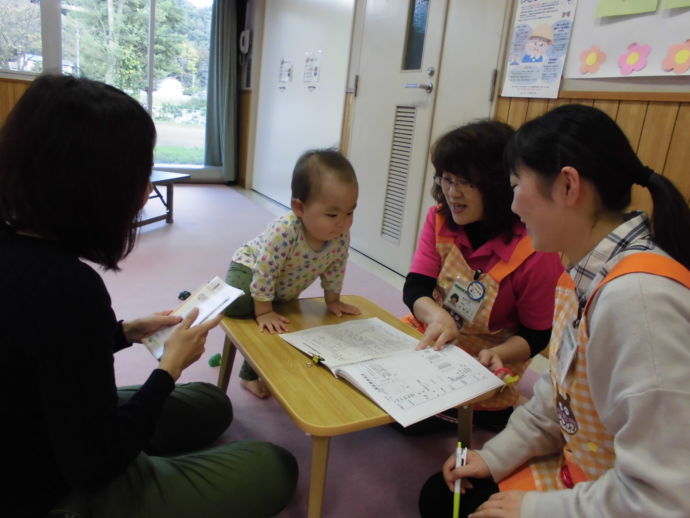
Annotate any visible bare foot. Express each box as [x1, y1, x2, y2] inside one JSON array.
[[240, 378, 271, 399]]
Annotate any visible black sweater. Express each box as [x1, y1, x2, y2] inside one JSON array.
[[1, 231, 174, 517]]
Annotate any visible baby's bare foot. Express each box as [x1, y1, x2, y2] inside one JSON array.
[[240, 378, 271, 399]]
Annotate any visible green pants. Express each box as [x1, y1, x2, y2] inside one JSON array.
[[225, 261, 261, 381], [49, 382, 297, 518]]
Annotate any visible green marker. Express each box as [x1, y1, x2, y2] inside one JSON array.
[[453, 441, 467, 518]]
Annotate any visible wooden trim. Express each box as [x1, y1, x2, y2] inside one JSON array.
[[556, 90, 690, 103], [0, 77, 32, 86], [238, 90, 252, 188], [500, 91, 690, 103], [340, 91, 354, 156]]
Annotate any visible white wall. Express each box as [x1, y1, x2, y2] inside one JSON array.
[[251, 0, 355, 206]]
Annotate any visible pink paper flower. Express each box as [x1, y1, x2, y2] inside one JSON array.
[[618, 43, 650, 75], [662, 40, 690, 75], [579, 45, 606, 74]]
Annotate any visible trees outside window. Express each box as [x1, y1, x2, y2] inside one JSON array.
[[0, 0, 42, 73], [1, 0, 212, 165]]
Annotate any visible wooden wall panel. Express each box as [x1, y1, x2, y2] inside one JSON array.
[[495, 93, 690, 211], [663, 104, 690, 202], [506, 97, 529, 129], [0, 78, 31, 127], [547, 98, 570, 110], [615, 101, 647, 149], [592, 99, 619, 120], [495, 98, 510, 124], [638, 102, 679, 174], [525, 98, 549, 121], [632, 102, 680, 213]]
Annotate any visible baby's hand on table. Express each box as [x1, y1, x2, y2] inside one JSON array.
[[256, 311, 290, 333], [326, 300, 362, 317]]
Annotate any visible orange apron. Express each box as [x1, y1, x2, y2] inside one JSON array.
[[404, 211, 536, 410], [500, 252, 690, 491]]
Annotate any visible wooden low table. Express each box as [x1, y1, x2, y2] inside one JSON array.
[[217, 295, 486, 518], [139, 170, 191, 226]]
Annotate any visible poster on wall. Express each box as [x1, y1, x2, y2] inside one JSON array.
[[303, 51, 322, 84], [278, 57, 293, 83], [564, 2, 690, 78], [502, 0, 579, 99]]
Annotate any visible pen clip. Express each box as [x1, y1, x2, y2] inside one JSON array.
[[306, 353, 325, 367]]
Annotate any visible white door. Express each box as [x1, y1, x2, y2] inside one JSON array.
[[348, 0, 510, 276], [348, 0, 448, 275]]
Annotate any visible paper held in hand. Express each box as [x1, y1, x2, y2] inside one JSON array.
[[280, 318, 504, 427], [143, 276, 243, 359]]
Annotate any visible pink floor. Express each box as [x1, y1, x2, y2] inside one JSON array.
[[101, 184, 517, 517]]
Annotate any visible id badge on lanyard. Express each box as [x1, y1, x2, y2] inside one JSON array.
[[444, 278, 486, 324]]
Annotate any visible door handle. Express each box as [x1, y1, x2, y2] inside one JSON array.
[[404, 82, 433, 93]]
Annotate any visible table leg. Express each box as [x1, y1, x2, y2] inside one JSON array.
[[457, 405, 473, 448], [217, 335, 237, 392], [165, 183, 174, 223], [307, 435, 331, 518]]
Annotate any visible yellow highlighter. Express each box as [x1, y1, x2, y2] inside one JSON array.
[[453, 442, 468, 518]]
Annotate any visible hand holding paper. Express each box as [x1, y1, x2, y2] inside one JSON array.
[[143, 277, 243, 359], [158, 308, 223, 381], [122, 311, 182, 344]]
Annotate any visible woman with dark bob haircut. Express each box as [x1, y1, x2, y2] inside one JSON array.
[[1, 75, 297, 518], [425, 104, 690, 517], [401, 119, 563, 434]]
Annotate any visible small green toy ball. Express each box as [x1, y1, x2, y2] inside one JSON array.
[[208, 353, 222, 367]]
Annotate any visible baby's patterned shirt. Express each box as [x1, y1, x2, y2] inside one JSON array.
[[231, 211, 349, 302]]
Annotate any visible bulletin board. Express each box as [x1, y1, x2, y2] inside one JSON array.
[[563, 1, 690, 80]]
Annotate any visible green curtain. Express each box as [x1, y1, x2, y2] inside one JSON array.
[[205, 0, 238, 182]]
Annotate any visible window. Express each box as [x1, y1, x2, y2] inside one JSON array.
[[401, 0, 429, 70], [1, 0, 213, 167], [0, 0, 42, 74]]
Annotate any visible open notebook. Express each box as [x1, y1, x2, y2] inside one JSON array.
[[280, 318, 503, 427]]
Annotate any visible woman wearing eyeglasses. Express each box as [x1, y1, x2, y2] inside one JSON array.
[[402, 120, 563, 433]]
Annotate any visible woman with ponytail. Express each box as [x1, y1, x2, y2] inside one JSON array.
[[420, 104, 690, 517]]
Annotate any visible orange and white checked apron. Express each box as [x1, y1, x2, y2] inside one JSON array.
[[404, 212, 537, 410], [499, 252, 690, 492]]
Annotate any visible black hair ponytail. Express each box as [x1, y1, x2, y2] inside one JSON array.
[[644, 171, 690, 269], [506, 104, 690, 269]]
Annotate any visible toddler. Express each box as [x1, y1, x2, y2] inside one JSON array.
[[225, 149, 361, 398]]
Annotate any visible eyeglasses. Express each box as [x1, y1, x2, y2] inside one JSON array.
[[434, 175, 473, 190]]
